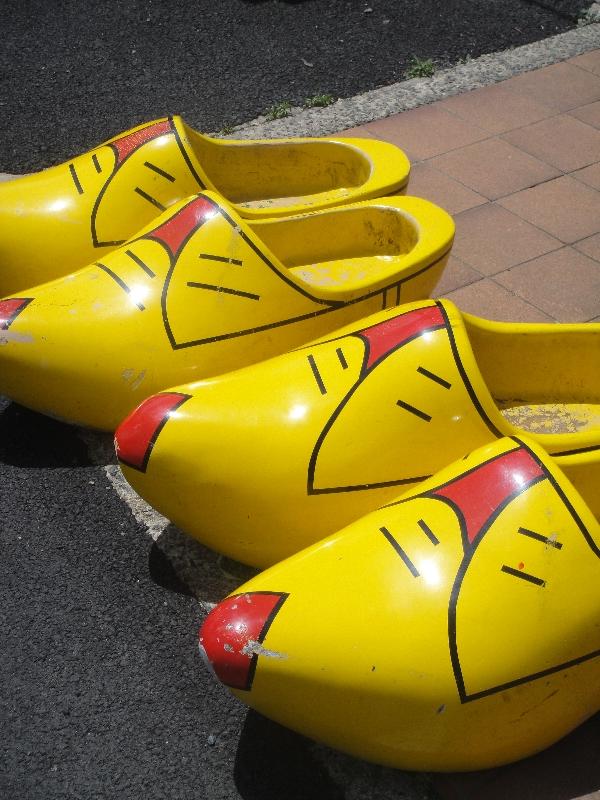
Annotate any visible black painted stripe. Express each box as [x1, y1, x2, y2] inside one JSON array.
[[134, 187, 167, 211], [95, 263, 145, 310], [69, 163, 83, 194], [144, 161, 176, 182], [501, 565, 546, 587], [200, 253, 243, 266], [418, 519, 439, 545], [186, 282, 259, 300], [307, 354, 326, 395], [336, 347, 348, 370], [92, 153, 102, 173], [417, 365, 451, 389], [380, 527, 419, 577], [518, 526, 563, 550], [125, 249, 156, 278], [396, 399, 432, 422]]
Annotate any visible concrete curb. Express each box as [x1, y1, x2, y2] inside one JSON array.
[[229, 21, 600, 139]]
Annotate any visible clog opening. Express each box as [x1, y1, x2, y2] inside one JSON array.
[[189, 132, 371, 205], [463, 314, 600, 446], [253, 205, 419, 290]]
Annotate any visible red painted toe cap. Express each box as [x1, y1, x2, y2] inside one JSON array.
[[199, 592, 288, 691], [114, 391, 191, 472]]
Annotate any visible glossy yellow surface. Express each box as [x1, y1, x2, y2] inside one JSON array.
[[0, 116, 410, 294], [199, 436, 600, 770], [0, 192, 452, 430], [116, 299, 600, 567]]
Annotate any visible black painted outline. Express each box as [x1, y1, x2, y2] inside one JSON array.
[[92, 153, 102, 173], [306, 305, 448, 496], [135, 187, 167, 212], [336, 347, 348, 370], [212, 591, 290, 692], [151, 196, 453, 350], [200, 253, 243, 266], [417, 365, 451, 389], [501, 564, 546, 587], [396, 399, 432, 422], [307, 354, 327, 395], [436, 301, 502, 437], [117, 393, 192, 473], [446, 438, 599, 703], [380, 526, 420, 577], [90, 117, 205, 249], [69, 163, 83, 195], [125, 249, 156, 278], [95, 263, 145, 310], [186, 282, 259, 301], [418, 518, 440, 546], [144, 160, 176, 182], [518, 526, 563, 550]]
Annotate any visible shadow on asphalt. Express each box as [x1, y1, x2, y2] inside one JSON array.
[[234, 711, 344, 800], [0, 400, 89, 468], [150, 523, 259, 603]]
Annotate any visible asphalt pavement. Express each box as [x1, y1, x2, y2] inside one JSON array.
[[1, 2, 598, 799], [0, 0, 593, 171]]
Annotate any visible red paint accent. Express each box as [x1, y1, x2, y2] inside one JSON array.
[[111, 119, 174, 166], [115, 392, 190, 471], [0, 298, 32, 329], [199, 592, 287, 691], [433, 447, 544, 545], [147, 196, 217, 256], [360, 305, 446, 371]]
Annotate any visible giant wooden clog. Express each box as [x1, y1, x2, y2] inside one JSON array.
[[115, 299, 600, 567], [198, 435, 600, 771], [0, 192, 452, 430], [0, 116, 410, 295]]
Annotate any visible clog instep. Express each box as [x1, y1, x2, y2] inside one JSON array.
[[0, 192, 452, 430], [198, 435, 600, 771], [0, 116, 410, 295], [115, 298, 600, 567]]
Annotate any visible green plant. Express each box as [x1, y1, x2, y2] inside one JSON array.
[[265, 101, 292, 121], [405, 56, 435, 79], [304, 93, 335, 109]]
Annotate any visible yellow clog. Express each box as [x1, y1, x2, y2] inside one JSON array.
[[198, 435, 600, 771], [115, 299, 600, 567], [0, 116, 411, 295], [0, 192, 452, 430]]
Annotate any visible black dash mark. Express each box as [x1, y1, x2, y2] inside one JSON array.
[[417, 366, 452, 389], [69, 163, 83, 194], [380, 527, 419, 577], [501, 565, 546, 587], [186, 282, 259, 300], [518, 527, 563, 549], [134, 187, 167, 211], [144, 161, 176, 182], [200, 253, 243, 266], [336, 347, 348, 370], [395, 284, 401, 305], [307, 354, 326, 395], [96, 263, 145, 310], [418, 519, 439, 545], [125, 249, 156, 278], [92, 153, 102, 173], [396, 399, 432, 422], [382, 289, 388, 310]]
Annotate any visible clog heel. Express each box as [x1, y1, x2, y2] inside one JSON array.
[[199, 435, 600, 771], [0, 116, 410, 294], [0, 192, 452, 430], [115, 299, 600, 567]]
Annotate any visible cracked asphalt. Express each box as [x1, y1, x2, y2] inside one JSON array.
[[0, 2, 597, 798]]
